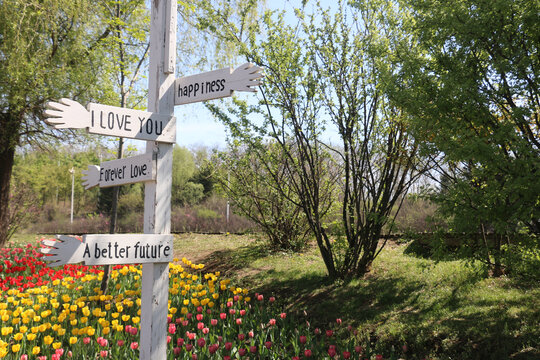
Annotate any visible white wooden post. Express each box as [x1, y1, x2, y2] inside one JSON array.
[[140, 0, 176, 359]]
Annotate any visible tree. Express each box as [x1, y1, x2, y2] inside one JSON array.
[[0, 0, 113, 245], [215, 141, 311, 251], [204, 1, 425, 278], [391, 0, 540, 275], [172, 146, 205, 206]]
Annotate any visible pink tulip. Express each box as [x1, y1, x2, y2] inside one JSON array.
[[304, 349, 312, 357], [211, 318, 218, 326], [100, 350, 108, 358], [265, 341, 272, 349], [130, 342, 139, 350], [299, 335, 307, 344]]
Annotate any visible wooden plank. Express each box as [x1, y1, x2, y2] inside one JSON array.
[[174, 62, 263, 105], [81, 153, 155, 189], [39, 234, 173, 266], [140, 0, 176, 359], [44, 99, 176, 143]]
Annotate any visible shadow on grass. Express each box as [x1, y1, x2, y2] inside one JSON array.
[[199, 241, 539, 360]]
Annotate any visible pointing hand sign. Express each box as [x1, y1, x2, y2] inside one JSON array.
[[44, 98, 91, 129]]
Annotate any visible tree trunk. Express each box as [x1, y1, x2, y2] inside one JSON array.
[[0, 146, 16, 247]]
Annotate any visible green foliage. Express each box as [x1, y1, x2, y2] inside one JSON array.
[[172, 145, 213, 206], [391, 0, 540, 237], [214, 141, 311, 251]]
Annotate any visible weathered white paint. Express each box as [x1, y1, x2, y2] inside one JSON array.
[[174, 62, 263, 105], [40, 234, 173, 266], [44, 99, 176, 143], [81, 153, 155, 189], [140, 0, 176, 359]]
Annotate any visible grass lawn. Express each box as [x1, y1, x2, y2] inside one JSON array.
[[172, 233, 540, 360]]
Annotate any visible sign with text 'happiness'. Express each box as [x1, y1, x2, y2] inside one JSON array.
[[40, 234, 173, 267], [175, 62, 263, 105], [44, 99, 176, 143], [81, 153, 155, 189]]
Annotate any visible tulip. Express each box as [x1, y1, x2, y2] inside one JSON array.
[[209, 344, 219, 354], [177, 338, 184, 347], [238, 348, 247, 357], [173, 347, 181, 356], [304, 349, 312, 357], [343, 351, 351, 359], [280, 312, 287, 319], [225, 342, 232, 351], [269, 318, 276, 326], [300, 335, 307, 344], [265, 341, 272, 349], [328, 347, 337, 357], [130, 342, 139, 350], [197, 337, 206, 348], [211, 318, 218, 326]]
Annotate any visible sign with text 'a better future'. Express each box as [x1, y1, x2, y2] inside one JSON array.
[[40, 234, 173, 266], [44, 99, 176, 143]]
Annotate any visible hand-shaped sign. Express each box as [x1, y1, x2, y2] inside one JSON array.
[[81, 153, 155, 190], [40, 234, 173, 267], [44, 100, 176, 143], [44, 98, 90, 129], [175, 62, 264, 105]]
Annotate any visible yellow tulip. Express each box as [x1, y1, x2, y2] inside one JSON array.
[[44, 335, 53, 345], [11, 344, 20, 353], [32, 346, 40, 355], [69, 337, 77, 345]]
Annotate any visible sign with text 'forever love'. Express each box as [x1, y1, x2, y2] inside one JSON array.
[[175, 62, 263, 105], [81, 153, 155, 189], [44, 99, 176, 143], [40, 234, 173, 267]]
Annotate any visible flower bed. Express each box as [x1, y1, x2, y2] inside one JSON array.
[[0, 240, 398, 359]]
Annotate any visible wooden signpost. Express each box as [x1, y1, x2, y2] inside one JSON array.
[[40, 1, 262, 359], [81, 153, 155, 189]]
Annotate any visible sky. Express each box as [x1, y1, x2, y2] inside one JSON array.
[[172, 0, 336, 150]]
